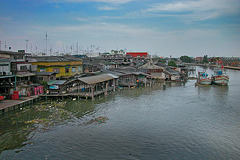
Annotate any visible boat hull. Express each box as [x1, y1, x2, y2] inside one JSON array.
[[212, 75, 229, 86], [199, 78, 212, 85]]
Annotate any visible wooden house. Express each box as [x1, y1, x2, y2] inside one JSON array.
[[77, 74, 118, 99], [30, 56, 83, 79], [138, 61, 165, 80], [47, 80, 67, 94], [35, 72, 57, 83]]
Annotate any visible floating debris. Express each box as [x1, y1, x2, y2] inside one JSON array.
[[85, 116, 109, 125]]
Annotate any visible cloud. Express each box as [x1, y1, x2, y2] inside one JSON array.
[[146, 0, 240, 20], [0, 16, 12, 21], [50, 0, 134, 4], [75, 17, 88, 22], [48, 23, 157, 37], [98, 5, 120, 10]]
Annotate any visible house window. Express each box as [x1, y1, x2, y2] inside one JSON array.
[[38, 77, 43, 81], [20, 66, 27, 71], [72, 67, 76, 72], [53, 68, 60, 73], [78, 66, 81, 72], [50, 76, 53, 80], [40, 68, 46, 72], [65, 67, 69, 73]]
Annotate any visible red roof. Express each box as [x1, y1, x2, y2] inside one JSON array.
[[126, 52, 148, 57]]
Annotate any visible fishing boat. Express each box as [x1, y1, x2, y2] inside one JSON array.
[[212, 66, 229, 86], [197, 71, 212, 85]]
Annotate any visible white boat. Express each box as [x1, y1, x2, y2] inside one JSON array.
[[212, 66, 229, 86], [197, 72, 212, 85]]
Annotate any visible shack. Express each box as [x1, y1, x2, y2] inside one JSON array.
[[138, 61, 165, 80], [34, 72, 57, 83], [77, 74, 118, 99], [164, 67, 181, 81], [47, 80, 67, 94]]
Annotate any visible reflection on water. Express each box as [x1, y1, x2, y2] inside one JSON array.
[[0, 67, 240, 160]]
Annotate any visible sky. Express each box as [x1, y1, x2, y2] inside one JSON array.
[[0, 0, 240, 57]]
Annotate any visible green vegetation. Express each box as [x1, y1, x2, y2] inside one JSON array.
[[180, 56, 194, 63], [202, 55, 209, 63], [168, 61, 177, 67], [158, 58, 167, 63], [40, 81, 48, 93]]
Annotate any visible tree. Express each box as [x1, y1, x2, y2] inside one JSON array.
[[168, 61, 177, 67], [180, 56, 194, 63], [40, 81, 48, 93], [202, 55, 209, 63], [158, 58, 166, 63]]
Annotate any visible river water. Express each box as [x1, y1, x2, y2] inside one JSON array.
[[1, 67, 240, 160]]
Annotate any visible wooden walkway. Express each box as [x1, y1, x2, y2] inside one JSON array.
[[0, 95, 41, 114], [40, 87, 114, 99], [0, 87, 115, 114]]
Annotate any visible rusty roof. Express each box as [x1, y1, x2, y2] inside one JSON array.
[[78, 74, 118, 85]]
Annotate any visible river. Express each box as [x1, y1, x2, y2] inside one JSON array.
[[1, 67, 240, 160]]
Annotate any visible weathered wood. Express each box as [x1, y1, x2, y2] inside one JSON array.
[[113, 79, 116, 92], [105, 82, 108, 96]]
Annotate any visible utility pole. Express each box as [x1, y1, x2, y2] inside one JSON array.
[[50, 45, 52, 55], [44, 31, 50, 55], [25, 40, 29, 52], [77, 42, 79, 55], [35, 45, 38, 55]]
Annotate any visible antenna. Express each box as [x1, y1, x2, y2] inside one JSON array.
[[35, 45, 38, 55], [50, 45, 52, 55], [77, 42, 79, 55], [25, 40, 29, 52], [44, 31, 50, 55], [0, 41, 1, 50]]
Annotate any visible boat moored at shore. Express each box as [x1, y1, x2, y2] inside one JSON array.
[[197, 72, 212, 85], [212, 67, 229, 86]]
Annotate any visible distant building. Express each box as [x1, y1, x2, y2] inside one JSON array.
[[126, 52, 148, 58], [0, 59, 11, 76], [0, 50, 29, 60], [138, 61, 165, 80], [29, 56, 83, 79], [34, 72, 57, 83], [195, 57, 203, 63]]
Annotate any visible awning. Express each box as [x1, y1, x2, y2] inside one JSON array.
[[0, 75, 15, 79], [78, 74, 118, 85], [48, 80, 67, 85], [17, 73, 35, 77]]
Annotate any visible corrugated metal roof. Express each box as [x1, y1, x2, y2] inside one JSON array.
[[31, 56, 82, 62], [78, 74, 117, 85], [17, 73, 35, 77], [102, 70, 124, 76], [133, 72, 150, 76], [35, 72, 56, 76], [0, 75, 15, 79], [0, 59, 11, 62], [107, 73, 119, 79]]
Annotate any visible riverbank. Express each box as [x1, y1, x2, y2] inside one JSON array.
[[184, 63, 240, 70], [0, 95, 41, 114]]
